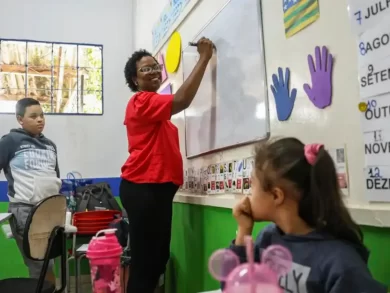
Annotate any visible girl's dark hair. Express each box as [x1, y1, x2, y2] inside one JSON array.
[[124, 49, 158, 92], [255, 137, 363, 246]]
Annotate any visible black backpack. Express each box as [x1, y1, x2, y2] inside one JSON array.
[[75, 182, 121, 212], [109, 218, 129, 248]]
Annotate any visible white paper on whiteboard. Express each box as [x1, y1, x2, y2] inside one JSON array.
[[358, 55, 390, 98], [360, 93, 390, 132], [363, 127, 390, 166], [183, 50, 217, 155], [347, 0, 390, 35], [365, 165, 390, 202], [182, 0, 268, 157], [357, 17, 390, 66]]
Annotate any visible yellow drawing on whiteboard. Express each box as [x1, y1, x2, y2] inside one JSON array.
[[358, 102, 367, 112], [166, 32, 182, 73]]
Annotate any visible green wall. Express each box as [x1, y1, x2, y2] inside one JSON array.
[[168, 203, 390, 293], [1, 202, 390, 292], [0, 202, 30, 278]]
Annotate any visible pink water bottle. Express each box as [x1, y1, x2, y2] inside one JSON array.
[[86, 229, 123, 293]]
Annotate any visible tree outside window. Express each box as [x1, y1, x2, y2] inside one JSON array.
[[0, 39, 103, 114]]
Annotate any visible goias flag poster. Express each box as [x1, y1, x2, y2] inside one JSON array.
[[283, 0, 320, 38]]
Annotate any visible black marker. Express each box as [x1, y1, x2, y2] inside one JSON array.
[[188, 41, 216, 49]]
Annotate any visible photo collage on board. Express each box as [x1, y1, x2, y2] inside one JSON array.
[[180, 149, 350, 196], [180, 157, 255, 195], [327, 146, 349, 196]]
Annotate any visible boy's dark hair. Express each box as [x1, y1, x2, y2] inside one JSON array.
[[124, 49, 158, 92], [255, 137, 363, 247], [16, 98, 41, 117]]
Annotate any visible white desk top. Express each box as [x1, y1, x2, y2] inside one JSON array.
[[77, 243, 89, 252], [0, 213, 12, 224], [65, 224, 77, 233]]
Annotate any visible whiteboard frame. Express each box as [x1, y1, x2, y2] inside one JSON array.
[[182, 0, 270, 159]]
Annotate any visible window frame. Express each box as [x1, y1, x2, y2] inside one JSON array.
[[0, 38, 104, 116]]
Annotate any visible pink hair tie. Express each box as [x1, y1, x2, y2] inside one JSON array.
[[304, 144, 323, 165]]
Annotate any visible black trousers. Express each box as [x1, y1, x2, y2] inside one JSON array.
[[119, 179, 179, 293]]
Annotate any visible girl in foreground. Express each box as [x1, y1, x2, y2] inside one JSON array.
[[228, 138, 386, 293]]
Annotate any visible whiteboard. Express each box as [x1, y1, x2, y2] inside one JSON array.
[[182, 0, 269, 158]]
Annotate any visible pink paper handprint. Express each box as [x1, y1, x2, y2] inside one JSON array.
[[303, 46, 333, 109]]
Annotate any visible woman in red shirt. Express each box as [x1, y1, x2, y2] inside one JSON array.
[[121, 38, 214, 293]]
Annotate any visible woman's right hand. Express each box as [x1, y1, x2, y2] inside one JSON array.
[[197, 37, 214, 61], [233, 196, 254, 232]]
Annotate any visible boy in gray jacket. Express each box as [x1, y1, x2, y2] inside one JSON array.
[[0, 98, 61, 284]]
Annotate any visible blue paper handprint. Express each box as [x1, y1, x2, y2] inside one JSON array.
[[271, 67, 297, 121]]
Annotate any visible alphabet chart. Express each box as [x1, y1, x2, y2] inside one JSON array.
[[179, 152, 350, 196], [348, 0, 390, 201], [179, 157, 255, 196]]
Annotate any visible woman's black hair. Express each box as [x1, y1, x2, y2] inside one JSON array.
[[124, 49, 158, 92], [255, 137, 363, 247]]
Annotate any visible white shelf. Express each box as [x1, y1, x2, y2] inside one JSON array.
[[174, 192, 390, 228]]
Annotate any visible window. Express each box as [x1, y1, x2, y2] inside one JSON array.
[[0, 39, 103, 115]]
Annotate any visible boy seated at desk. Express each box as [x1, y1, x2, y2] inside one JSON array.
[[0, 98, 61, 285]]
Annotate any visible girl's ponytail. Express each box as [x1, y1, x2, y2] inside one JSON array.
[[301, 145, 363, 247], [255, 138, 363, 249]]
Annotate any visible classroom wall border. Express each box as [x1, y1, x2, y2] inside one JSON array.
[[1, 179, 389, 227], [0, 177, 122, 202], [174, 192, 390, 228]]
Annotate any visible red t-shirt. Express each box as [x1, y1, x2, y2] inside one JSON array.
[[121, 91, 183, 186]]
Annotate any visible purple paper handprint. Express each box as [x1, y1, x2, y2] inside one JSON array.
[[303, 46, 333, 109]]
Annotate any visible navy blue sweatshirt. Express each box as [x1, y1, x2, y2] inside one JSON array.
[[225, 224, 386, 293]]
